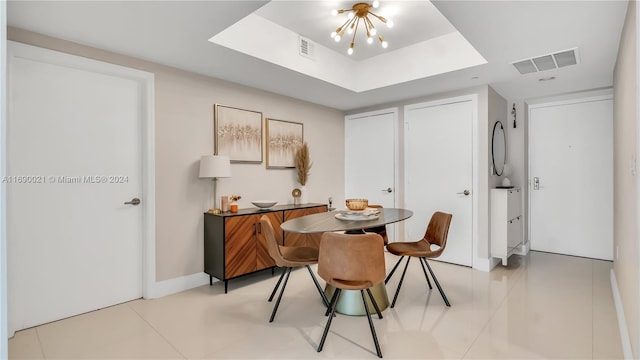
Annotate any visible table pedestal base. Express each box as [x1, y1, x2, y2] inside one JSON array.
[[324, 281, 389, 316]]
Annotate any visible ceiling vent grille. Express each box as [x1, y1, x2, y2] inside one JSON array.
[[512, 48, 579, 74], [299, 36, 315, 60]]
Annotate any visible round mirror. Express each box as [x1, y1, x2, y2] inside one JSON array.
[[492, 121, 506, 176]]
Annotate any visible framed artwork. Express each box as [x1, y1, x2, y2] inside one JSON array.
[[214, 104, 263, 163], [266, 118, 303, 168]]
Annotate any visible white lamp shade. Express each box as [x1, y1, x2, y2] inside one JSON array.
[[199, 155, 231, 178]]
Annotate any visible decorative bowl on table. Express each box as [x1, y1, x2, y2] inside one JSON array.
[[345, 198, 368, 211], [251, 200, 278, 209]]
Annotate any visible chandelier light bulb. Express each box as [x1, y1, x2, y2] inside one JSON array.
[[373, 0, 380, 8], [347, 27, 354, 34], [370, 28, 377, 36], [367, 37, 373, 44], [334, 34, 342, 42], [330, 31, 336, 38], [381, 41, 388, 48], [331, 9, 338, 16], [348, 12, 355, 19], [348, 47, 354, 55], [387, 20, 394, 28]]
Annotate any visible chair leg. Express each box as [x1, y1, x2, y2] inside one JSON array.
[[306, 265, 330, 308], [419, 257, 433, 289], [361, 290, 383, 358], [318, 289, 341, 352], [424, 258, 451, 307], [384, 256, 405, 284], [366, 288, 383, 319], [390, 257, 411, 308], [269, 267, 292, 322], [325, 288, 340, 317], [268, 267, 287, 302]]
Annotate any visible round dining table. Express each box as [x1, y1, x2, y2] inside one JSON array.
[[281, 208, 413, 315]]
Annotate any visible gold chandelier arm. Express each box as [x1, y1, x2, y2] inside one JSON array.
[[368, 11, 388, 24], [351, 18, 360, 45], [364, 16, 377, 35]]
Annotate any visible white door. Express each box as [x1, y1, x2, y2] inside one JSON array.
[[7, 42, 147, 332], [405, 99, 473, 266], [529, 96, 613, 260], [345, 109, 397, 241]]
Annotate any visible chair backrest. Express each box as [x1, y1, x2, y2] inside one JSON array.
[[363, 204, 388, 245], [318, 232, 385, 289], [423, 211, 453, 249], [260, 216, 285, 267]]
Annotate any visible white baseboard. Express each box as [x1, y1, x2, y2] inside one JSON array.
[[514, 240, 530, 256], [145, 272, 210, 299], [610, 269, 633, 359], [474, 257, 500, 272]]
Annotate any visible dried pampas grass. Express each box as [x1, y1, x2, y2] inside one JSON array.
[[295, 142, 312, 186]]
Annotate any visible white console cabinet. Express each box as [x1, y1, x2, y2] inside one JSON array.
[[491, 188, 523, 266]]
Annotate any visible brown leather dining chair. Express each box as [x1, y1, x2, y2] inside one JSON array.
[[260, 216, 330, 322], [317, 232, 386, 358], [363, 204, 388, 245], [385, 211, 453, 308]]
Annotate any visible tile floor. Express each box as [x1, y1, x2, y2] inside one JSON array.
[[9, 251, 623, 359]]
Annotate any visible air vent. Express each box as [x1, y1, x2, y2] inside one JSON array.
[[512, 48, 580, 74], [299, 36, 315, 60]]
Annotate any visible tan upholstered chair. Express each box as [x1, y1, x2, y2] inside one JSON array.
[[317, 232, 386, 358], [363, 204, 388, 245], [385, 211, 453, 308], [260, 216, 329, 322]]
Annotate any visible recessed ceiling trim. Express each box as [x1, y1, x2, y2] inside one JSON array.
[[209, 14, 486, 93]]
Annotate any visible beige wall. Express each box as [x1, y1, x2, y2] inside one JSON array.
[[347, 85, 502, 265], [613, 0, 639, 357], [7, 27, 345, 282]]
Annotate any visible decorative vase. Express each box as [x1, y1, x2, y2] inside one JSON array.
[[299, 185, 308, 204]]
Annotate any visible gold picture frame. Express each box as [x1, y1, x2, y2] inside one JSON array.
[[266, 118, 303, 169], [214, 104, 263, 163]]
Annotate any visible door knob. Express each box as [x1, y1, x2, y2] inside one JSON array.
[[456, 190, 470, 196], [124, 197, 141, 205], [381, 188, 393, 193]]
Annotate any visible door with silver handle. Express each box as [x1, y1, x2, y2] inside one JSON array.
[[124, 197, 141, 205]]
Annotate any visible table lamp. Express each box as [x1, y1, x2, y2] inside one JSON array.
[[199, 155, 231, 212]]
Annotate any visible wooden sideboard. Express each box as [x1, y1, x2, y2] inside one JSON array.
[[204, 203, 327, 293]]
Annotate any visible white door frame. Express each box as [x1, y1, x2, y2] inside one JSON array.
[[344, 107, 399, 240], [6, 42, 156, 333], [527, 92, 613, 256], [404, 94, 479, 269], [1, 0, 8, 354]]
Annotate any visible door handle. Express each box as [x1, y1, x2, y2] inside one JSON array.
[[533, 177, 540, 190], [456, 190, 470, 196], [381, 188, 392, 193], [124, 197, 141, 205]]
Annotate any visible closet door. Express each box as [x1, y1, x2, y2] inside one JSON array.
[[345, 108, 398, 241], [405, 98, 474, 266]]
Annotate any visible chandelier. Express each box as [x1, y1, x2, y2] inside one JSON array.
[[330, 1, 394, 55]]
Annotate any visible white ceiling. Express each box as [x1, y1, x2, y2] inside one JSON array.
[[6, 1, 629, 111]]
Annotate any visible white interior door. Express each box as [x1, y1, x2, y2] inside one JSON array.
[[7, 42, 146, 332], [529, 96, 613, 260], [345, 109, 397, 241], [405, 99, 473, 266]]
